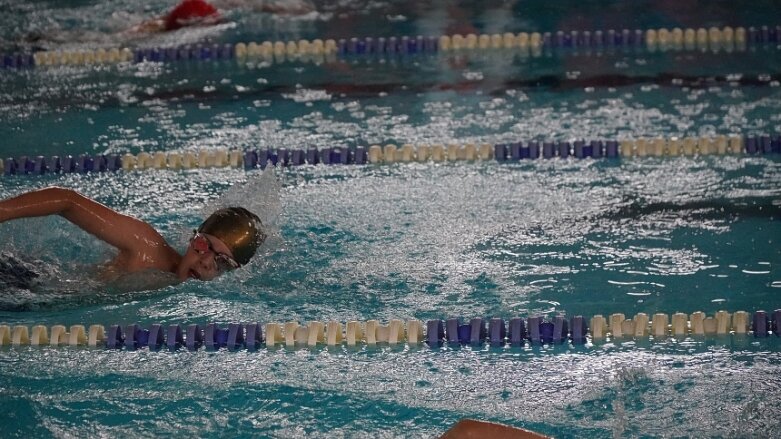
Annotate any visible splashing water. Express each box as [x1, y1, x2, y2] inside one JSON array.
[[200, 164, 282, 281], [202, 164, 281, 229]]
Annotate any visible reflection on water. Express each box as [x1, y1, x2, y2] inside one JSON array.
[[609, 197, 781, 220], [1, 339, 780, 437]]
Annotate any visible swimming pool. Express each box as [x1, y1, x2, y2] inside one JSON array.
[[2, 0, 781, 437]]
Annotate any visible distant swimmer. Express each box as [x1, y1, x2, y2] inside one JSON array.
[[7, 0, 315, 52], [127, 0, 315, 34], [0, 187, 266, 283], [128, 0, 223, 34]]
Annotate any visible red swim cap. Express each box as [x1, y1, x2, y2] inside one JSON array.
[[164, 0, 220, 31]]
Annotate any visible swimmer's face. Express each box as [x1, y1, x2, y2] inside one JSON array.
[[176, 233, 239, 281]]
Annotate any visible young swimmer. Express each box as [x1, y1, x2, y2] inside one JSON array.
[[0, 187, 265, 282]]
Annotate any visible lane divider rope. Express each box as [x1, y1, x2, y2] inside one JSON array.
[[3, 134, 780, 177], [1, 309, 779, 350], [2, 25, 779, 70]]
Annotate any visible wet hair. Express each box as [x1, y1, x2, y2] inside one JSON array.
[[197, 207, 265, 265]]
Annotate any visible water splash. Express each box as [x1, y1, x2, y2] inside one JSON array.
[[200, 164, 283, 281], [205, 165, 279, 223]]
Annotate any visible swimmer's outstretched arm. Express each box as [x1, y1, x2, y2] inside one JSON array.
[[0, 187, 171, 256]]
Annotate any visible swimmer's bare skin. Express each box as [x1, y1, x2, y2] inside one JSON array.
[[0, 187, 234, 282]]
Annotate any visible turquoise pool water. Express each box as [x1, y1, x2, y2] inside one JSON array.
[[2, 1, 781, 437]]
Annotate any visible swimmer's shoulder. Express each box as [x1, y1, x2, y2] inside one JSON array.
[[108, 220, 181, 274]]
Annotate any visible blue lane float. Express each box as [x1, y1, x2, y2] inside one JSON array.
[[601, 141, 614, 157], [753, 311, 770, 338], [470, 318, 487, 344], [3, 158, 17, 175], [489, 318, 506, 346], [509, 317, 527, 346], [445, 318, 461, 344], [773, 310, 781, 336], [245, 323, 263, 350], [148, 324, 165, 350], [243, 150, 258, 169], [570, 316, 588, 345], [426, 319, 445, 346], [61, 156, 76, 173], [166, 325, 184, 351], [106, 325, 123, 349], [186, 324, 204, 351], [124, 323, 148, 350]]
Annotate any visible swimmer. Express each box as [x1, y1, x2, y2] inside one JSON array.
[[11, 0, 315, 52], [128, 0, 223, 34], [127, 0, 315, 34], [0, 187, 265, 282]]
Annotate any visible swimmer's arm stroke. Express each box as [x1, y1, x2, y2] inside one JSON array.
[[0, 187, 167, 254]]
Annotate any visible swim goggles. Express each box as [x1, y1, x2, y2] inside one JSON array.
[[190, 231, 241, 273]]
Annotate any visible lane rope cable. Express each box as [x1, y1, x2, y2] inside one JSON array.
[[1, 25, 780, 70], [1, 309, 780, 351], [3, 134, 781, 177]]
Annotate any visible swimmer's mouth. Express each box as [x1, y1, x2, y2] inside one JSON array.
[[189, 269, 201, 280]]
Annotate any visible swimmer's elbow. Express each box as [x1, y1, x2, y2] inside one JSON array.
[[40, 187, 90, 217], [43, 186, 73, 196], [39, 186, 72, 195], [43, 187, 79, 206]]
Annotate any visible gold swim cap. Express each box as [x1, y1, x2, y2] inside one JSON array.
[[197, 207, 265, 266]]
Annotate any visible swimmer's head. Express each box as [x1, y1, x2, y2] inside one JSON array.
[[177, 207, 265, 282], [164, 0, 222, 32], [197, 207, 265, 266]]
